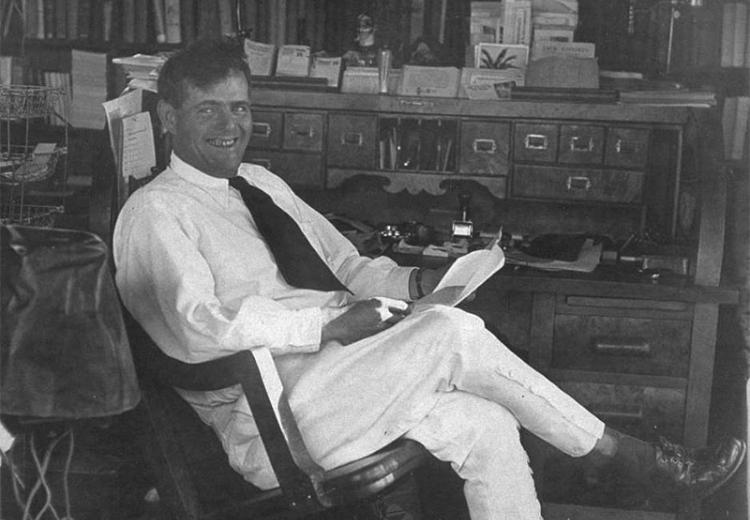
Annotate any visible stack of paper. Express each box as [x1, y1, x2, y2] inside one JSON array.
[[70, 50, 107, 129], [112, 54, 168, 93]]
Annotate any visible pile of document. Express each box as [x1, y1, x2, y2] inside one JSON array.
[[112, 54, 169, 93]]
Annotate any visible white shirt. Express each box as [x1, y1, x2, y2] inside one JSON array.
[[114, 153, 414, 363]]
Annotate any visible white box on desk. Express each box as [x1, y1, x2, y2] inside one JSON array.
[[398, 65, 460, 98], [341, 67, 379, 94]]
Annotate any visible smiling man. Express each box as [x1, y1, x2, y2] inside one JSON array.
[[113, 39, 745, 520]]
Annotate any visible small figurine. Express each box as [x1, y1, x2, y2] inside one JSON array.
[[342, 13, 379, 67]]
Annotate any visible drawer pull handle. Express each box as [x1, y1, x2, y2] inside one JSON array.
[[570, 136, 594, 152], [341, 132, 363, 146], [398, 99, 435, 108], [524, 134, 548, 150], [615, 139, 637, 155], [291, 126, 314, 138], [591, 405, 644, 422], [473, 138, 497, 153], [252, 158, 272, 170], [593, 338, 651, 356], [566, 176, 592, 191], [252, 122, 272, 137]]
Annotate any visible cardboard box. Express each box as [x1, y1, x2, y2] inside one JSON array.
[[398, 65, 460, 98], [275, 45, 311, 77], [244, 40, 275, 76], [310, 56, 342, 87], [503, 0, 532, 45], [470, 1, 504, 45]]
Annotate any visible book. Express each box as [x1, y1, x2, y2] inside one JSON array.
[[152, 0, 167, 43], [55, 0, 66, 39], [731, 96, 750, 160], [134, 0, 148, 42], [180, 0, 195, 42], [721, 2, 736, 68], [102, 0, 113, 41], [722, 97, 738, 159], [77, 0, 90, 40], [218, 0, 234, 36], [733, 3, 748, 67], [240, 0, 258, 38], [43, 0, 55, 39], [121, 0, 135, 42], [165, 0, 182, 43], [197, 1, 220, 38], [66, 0, 78, 40]]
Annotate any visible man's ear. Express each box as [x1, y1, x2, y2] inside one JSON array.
[[157, 99, 177, 134]]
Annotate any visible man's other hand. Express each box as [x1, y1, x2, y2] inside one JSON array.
[[321, 298, 409, 346]]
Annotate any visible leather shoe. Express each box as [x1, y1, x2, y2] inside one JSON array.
[[654, 436, 746, 497]]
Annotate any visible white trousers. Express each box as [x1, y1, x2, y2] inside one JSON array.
[[188, 307, 606, 519]]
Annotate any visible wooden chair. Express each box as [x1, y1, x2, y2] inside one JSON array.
[[126, 315, 430, 520], [89, 149, 431, 519]]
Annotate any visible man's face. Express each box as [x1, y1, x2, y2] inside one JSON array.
[[161, 71, 252, 178]]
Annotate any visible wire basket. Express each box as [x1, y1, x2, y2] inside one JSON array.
[[0, 204, 64, 227], [0, 85, 63, 120], [0, 144, 65, 184]]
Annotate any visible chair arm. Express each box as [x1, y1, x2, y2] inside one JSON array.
[[126, 316, 326, 513]]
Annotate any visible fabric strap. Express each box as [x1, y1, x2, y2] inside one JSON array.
[[229, 176, 349, 292]]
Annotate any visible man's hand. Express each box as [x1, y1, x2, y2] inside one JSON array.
[[321, 298, 409, 346], [410, 265, 450, 300]]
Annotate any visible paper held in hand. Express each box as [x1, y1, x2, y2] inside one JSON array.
[[416, 244, 505, 308]]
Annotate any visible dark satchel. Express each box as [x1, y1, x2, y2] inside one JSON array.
[[0, 225, 139, 421]]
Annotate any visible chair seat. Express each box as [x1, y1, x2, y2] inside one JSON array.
[[321, 439, 430, 505]]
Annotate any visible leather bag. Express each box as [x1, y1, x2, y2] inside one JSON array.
[[1, 225, 140, 420]]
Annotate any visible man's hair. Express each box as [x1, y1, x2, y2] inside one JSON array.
[[157, 38, 252, 107]]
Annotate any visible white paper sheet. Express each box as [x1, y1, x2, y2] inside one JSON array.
[[102, 88, 143, 167], [415, 244, 506, 308]]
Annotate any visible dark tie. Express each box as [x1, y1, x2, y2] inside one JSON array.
[[229, 176, 349, 293]]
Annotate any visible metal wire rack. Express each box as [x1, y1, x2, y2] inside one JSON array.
[[1, 85, 69, 228]]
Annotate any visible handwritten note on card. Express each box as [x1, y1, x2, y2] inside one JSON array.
[[120, 111, 155, 180]]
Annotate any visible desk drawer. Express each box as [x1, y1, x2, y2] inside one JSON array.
[[604, 127, 649, 169], [512, 165, 644, 204], [514, 122, 558, 163], [552, 314, 691, 377], [558, 124, 605, 165], [283, 113, 324, 151], [327, 113, 378, 169], [243, 151, 323, 188], [459, 120, 510, 176], [248, 110, 283, 149]]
